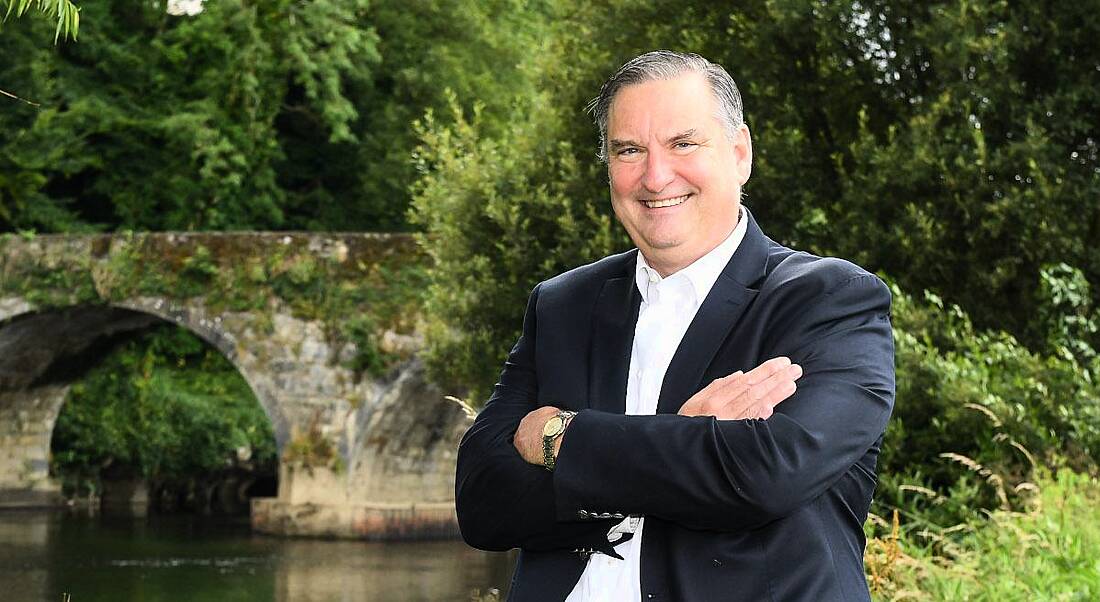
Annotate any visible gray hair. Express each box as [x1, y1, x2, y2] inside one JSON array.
[[587, 50, 744, 163]]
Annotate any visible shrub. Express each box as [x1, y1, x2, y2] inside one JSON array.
[[880, 282, 1100, 525], [408, 93, 623, 402]]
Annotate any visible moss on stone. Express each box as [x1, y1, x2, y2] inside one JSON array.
[[0, 233, 427, 379]]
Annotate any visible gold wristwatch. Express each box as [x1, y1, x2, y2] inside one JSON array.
[[542, 410, 577, 471]]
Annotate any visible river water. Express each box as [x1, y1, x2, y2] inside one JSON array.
[[0, 510, 516, 601]]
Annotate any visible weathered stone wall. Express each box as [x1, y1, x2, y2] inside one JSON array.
[[252, 359, 468, 540], [0, 233, 471, 539], [0, 385, 68, 507]]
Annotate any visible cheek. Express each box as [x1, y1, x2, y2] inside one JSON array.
[[608, 164, 640, 197], [675, 161, 711, 189]]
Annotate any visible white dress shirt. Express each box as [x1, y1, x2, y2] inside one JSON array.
[[565, 212, 749, 602]]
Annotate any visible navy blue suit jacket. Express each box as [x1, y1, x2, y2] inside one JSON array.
[[456, 208, 895, 601]]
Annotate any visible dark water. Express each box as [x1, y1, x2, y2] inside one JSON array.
[[0, 510, 516, 602]]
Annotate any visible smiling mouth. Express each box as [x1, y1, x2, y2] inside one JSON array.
[[640, 193, 692, 209]]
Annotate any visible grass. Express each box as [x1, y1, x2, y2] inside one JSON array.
[[866, 469, 1100, 600]]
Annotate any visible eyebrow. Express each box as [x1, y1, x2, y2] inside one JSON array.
[[608, 138, 642, 152], [667, 129, 697, 144], [608, 129, 698, 152]]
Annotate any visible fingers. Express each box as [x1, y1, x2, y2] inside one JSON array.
[[750, 362, 802, 407], [743, 356, 793, 385], [716, 358, 802, 420], [743, 402, 774, 420], [679, 371, 743, 416], [754, 377, 796, 410], [681, 357, 803, 419], [714, 358, 800, 398], [709, 357, 791, 400]]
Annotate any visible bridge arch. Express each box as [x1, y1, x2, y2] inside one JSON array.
[[0, 299, 286, 506], [1, 232, 467, 538]]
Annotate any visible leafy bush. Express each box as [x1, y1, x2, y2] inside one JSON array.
[[879, 281, 1100, 525], [408, 92, 624, 401]]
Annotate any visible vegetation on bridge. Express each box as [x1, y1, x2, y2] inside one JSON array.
[[0, 232, 426, 379]]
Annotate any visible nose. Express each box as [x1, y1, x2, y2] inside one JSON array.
[[641, 149, 675, 193]]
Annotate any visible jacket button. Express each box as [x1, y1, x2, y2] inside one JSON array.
[[577, 510, 589, 518]]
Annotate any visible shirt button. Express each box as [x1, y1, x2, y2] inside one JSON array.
[[648, 271, 659, 283]]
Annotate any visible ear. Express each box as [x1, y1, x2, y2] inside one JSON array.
[[731, 123, 753, 185]]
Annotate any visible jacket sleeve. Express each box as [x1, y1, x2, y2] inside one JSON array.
[[455, 283, 621, 552], [552, 274, 895, 532]]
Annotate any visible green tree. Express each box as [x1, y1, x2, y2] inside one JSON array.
[[0, 0, 564, 232], [1, 0, 379, 231], [407, 0, 632, 399]]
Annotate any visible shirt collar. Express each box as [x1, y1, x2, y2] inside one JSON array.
[[635, 207, 748, 306]]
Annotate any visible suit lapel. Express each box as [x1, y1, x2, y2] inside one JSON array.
[[655, 209, 771, 415], [588, 255, 641, 414]]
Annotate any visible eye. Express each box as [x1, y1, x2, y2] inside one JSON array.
[[673, 141, 697, 150], [615, 147, 644, 162]]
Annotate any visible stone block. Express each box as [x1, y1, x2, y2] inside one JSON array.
[[279, 464, 349, 506]]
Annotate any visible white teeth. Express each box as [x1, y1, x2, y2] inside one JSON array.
[[642, 194, 690, 209]]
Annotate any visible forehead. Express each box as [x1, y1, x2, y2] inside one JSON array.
[[607, 72, 719, 138]]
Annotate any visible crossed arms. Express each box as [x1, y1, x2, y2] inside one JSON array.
[[455, 272, 894, 551]]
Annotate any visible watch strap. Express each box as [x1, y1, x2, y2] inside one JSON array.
[[542, 411, 576, 471]]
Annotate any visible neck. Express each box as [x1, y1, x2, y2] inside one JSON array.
[[643, 235, 731, 279], [643, 255, 693, 279]]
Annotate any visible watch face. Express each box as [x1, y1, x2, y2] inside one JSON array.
[[543, 416, 565, 437]]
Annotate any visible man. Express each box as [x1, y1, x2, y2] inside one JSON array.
[[455, 50, 895, 601]]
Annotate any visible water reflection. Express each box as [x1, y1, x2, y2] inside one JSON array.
[[0, 511, 515, 602]]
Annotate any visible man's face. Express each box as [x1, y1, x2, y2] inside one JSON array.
[[606, 72, 752, 276]]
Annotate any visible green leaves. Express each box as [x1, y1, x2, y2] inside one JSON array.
[[408, 85, 623, 400], [2, 0, 80, 43], [1, 0, 382, 231], [50, 326, 276, 494]]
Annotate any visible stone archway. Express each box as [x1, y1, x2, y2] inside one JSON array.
[[1, 232, 470, 539], [0, 302, 285, 507]]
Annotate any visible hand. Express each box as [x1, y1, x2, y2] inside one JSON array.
[[678, 356, 803, 420], [514, 405, 562, 465]]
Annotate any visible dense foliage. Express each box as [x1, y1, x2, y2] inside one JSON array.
[[5, 1, 1099, 350], [51, 326, 276, 502], [0, 0, 549, 231], [880, 282, 1100, 525]]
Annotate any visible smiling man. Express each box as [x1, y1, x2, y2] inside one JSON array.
[[455, 51, 895, 601]]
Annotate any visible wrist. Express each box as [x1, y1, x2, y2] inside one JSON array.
[[541, 410, 577, 471]]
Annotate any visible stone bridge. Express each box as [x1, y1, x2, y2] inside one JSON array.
[[0, 232, 469, 539]]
